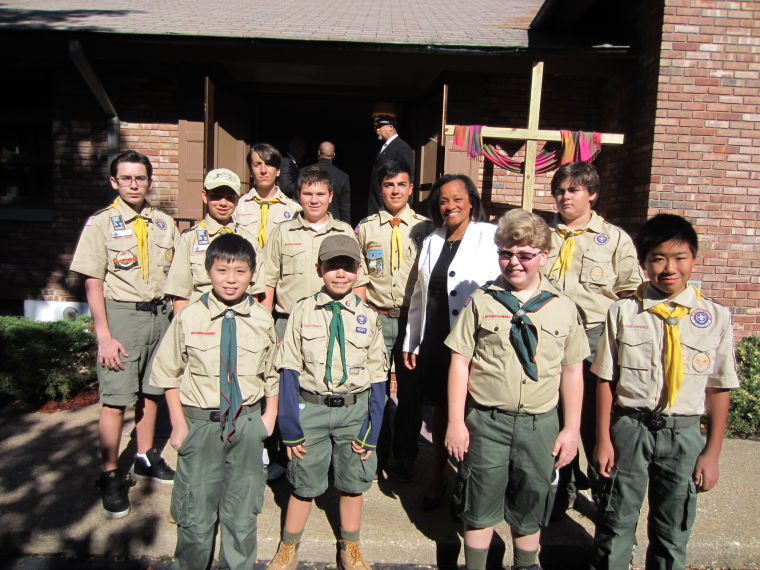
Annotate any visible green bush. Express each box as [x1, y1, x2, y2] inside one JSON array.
[[0, 315, 97, 404], [727, 335, 760, 438]]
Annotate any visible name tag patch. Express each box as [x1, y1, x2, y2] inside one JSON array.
[[355, 327, 367, 334]]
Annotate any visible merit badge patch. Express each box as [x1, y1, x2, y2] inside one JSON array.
[[196, 228, 209, 245], [355, 327, 367, 334], [110, 215, 126, 231], [590, 266, 604, 282], [692, 352, 711, 373], [594, 233, 609, 245], [690, 309, 712, 329], [155, 219, 167, 230], [113, 251, 138, 270], [357, 314, 368, 325]]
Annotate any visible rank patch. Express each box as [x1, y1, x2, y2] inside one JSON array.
[[594, 233, 609, 245], [690, 309, 712, 328]]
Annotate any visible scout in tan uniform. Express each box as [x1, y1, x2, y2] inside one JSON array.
[[591, 214, 738, 570], [355, 160, 431, 480], [262, 166, 365, 339], [267, 235, 387, 570], [445, 209, 588, 570], [69, 150, 178, 518], [233, 143, 300, 256], [151, 234, 278, 570], [165, 168, 260, 313], [543, 161, 643, 516]]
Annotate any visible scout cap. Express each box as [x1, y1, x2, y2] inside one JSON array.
[[204, 168, 241, 195], [318, 235, 361, 264]]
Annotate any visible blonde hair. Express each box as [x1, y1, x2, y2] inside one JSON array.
[[494, 208, 551, 250]]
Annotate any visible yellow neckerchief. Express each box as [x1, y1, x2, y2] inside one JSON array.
[[635, 282, 701, 410], [252, 193, 283, 248], [198, 219, 234, 236], [112, 198, 149, 281]]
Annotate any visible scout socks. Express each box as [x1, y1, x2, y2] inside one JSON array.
[[282, 529, 302, 545], [340, 528, 361, 542], [464, 545, 488, 570], [513, 545, 539, 568]]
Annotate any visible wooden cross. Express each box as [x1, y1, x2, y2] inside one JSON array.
[[444, 61, 625, 211]]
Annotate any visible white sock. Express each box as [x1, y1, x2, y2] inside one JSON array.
[[136, 452, 151, 467]]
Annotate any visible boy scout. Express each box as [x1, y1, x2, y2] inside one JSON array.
[[268, 235, 387, 570], [151, 234, 278, 570], [591, 214, 738, 570], [165, 168, 258, 314], [543, 162, 643, 515], [234, 143, 300, 255], [355, 160, 431, 480], [262, 166, 365, 339], [445, 209, 588, 570], [69, 150, 178, 518]]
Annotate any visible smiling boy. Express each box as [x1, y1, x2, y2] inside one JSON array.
[[590, 214, 739, 569], [445, 208, 588, 570]]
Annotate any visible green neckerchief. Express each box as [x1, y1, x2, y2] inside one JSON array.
[[324, 300, 348, 387], [200, 292, 253, 440], [482, 287, 556, 381]]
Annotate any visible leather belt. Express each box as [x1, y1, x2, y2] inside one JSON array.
[[183, 401, 261, 422], [300, 389, 367, 407], [134, 299, 168, 314], [367, 301, 407, 319], [614, 406, 700, 431]]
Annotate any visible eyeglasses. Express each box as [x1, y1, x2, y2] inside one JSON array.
[[497, 249, 543, 262], [116, 176, 150, 186]]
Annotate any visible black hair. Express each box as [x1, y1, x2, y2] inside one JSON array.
[[109, 150, 153, 179], [377, 159, 411, 186], [298, 166, 333, 193], [246, 143, 282, 172], [635, 213, 699, 264], [550, 162, 600, 198], [204, 233, 256, 273], [429, 174, 485, 228]]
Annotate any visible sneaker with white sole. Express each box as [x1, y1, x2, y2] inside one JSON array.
[[96, 469, 135, 519], [134, 448, 175, 484]]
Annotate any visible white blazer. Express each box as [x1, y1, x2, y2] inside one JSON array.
[[403, 221, 500, 354]]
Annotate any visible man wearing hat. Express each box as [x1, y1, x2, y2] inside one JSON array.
[[368, 114, 414, 216], [166, 168, 258, 314]]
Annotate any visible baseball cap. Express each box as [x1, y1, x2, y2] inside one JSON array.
[[204, 168, 241, 195], [318, 235, 361, 264]]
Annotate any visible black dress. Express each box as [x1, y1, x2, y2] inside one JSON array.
[[419, 239, 461, 406]]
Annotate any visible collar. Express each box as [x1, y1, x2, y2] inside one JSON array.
[[381, 134, 399, 148], [314, 289, 359, 313], [243, 186, 287, 203], [291, 211, 336, 231], [113, 196, 151, 222], [552, 210, 605, 233], [378, 206, 412, 225], [203, 215, 234, 235], [489, 274, 560, 299], [206, 292, 253, 319], [641, 283, 699, 310]]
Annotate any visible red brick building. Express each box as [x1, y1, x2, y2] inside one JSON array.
[[0, 0, 757, 337]]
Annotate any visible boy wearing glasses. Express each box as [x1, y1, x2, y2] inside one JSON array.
[[445, 209, 588, 570], [70, 150, 178, 518], [165, 168, 258, 314]]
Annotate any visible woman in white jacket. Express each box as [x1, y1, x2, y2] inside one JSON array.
[[402, 174, 500, 510]]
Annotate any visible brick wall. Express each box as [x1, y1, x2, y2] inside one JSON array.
[[652, 0, 760, 338]]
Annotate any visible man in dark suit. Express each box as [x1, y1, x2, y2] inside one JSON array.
[[301, 141, 351, 223], [278, 137, 305, 199], [367, 115, 414, 216]]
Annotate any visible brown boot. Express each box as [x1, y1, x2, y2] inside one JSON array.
[[337, 540, 372, 570], [267, 541, 299, 570]]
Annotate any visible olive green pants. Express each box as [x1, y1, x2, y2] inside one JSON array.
[[592, 413, 703, 570]]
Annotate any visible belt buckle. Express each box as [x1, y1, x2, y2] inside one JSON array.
[[389, 307, 401, 318], [210, 410, 221, 422], [644, 411, 665, 431], [325, 395, 345, 407]]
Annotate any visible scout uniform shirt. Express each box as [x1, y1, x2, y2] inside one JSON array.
[[545, 211, 643, 329], [150, 293, 278, 408], [591, 284, 739, 415], [356, 207, 432, 310], [233, 186, 301, 253], [70, 196, 177, 301], [164, 216, 261, 302], [263, 213, 367, 315], [445, 275, 589, 414], [276, 290, 388, 395]]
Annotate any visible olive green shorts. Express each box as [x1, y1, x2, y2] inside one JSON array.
[[455, 406, 559, 535], [98, 299, 170, 406], [286, 391, 376, 497]]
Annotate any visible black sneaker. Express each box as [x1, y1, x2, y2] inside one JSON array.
[[134, 448, 175, 484], [96, 469, 135, 519]]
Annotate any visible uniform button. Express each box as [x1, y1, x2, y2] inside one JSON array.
[[522, 380, 526, 384], [449, 270, 456, 277], [494, 326, 499, 331], [452, 309, 459, 316], [450, 290, 457, 296]]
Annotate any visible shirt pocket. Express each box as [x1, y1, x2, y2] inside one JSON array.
[[476, 318, 508, 356], [282, 248, 305, 277], [539, 323, 569, 377], [190, 255, 209, 287], [301, 327, 326, 365], [185, 334, 220, 379], [681, 335, 719, 376], [345, 332, 371, 366], [106, 237, 139, 273], [617, 328, 652, 371], [154, 242, 174, 275], [238, 333, 272, 379], [580, 250, 614, 287]]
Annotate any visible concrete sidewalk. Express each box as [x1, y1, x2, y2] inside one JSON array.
[[0, 403, 758, 569]]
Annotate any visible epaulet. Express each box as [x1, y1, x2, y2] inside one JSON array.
[[181, 226, 196, 235], [479, 281, 494, 292], [357, 214, 379, 226], [92, 205, 111, 216], [412, 212, 432, 222]]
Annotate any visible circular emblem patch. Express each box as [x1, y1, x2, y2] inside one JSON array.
[[590, 266, 604, 281], [113, 251, 138, 270], [357, 314, 367, 325], [692, 352, 710, 373], [690, 309, 712, 328], [594, 233, 609, 245], [283, 211, 292, 219], [155, 219, 167, 230]]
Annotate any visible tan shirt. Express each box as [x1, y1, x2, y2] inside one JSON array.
[[233, 187, 301, 250], [150, 293, 278, 408], [591, 284, 739, 415], [275, 290, 388, 395], [164, 216, 261, 302], [263, 213, 366, 314], [356, 207, 432, 309], [545, 211, 643, 329], [445, 275, 590, 414], [70, 197, 177, 302]]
